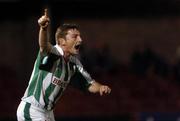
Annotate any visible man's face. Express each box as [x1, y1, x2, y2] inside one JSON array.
[[64, 29, 82, 55]]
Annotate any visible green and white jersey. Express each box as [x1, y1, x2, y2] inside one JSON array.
[[22, 45, 94, 111]]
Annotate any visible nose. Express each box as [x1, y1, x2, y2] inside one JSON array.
[[77, 36, 82, 42]]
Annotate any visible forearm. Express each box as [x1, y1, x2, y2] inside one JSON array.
[[39, 27, 51, 53]]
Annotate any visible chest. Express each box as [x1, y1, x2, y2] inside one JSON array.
[[53, 58, 76, 80]]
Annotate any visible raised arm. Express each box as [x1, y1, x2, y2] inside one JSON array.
[[38, 9, 52, 53]]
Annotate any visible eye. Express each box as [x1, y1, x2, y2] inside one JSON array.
[[73, 35, 77, 38], [71, 35, 78, 40]]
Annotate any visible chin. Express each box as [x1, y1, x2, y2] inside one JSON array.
[[74, 52, 79, 55], [71, 52, 79, 55], [70, 49, 80, 55], [74, 50, 80, 54]]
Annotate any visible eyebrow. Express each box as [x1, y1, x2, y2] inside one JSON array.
[[70, 32, 80, 35]]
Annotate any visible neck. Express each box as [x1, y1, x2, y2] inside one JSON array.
[[60, 45, 71, 61], [63, 51, 70, 62]]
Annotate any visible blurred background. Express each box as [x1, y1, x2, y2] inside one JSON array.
[[1, 0, 180, 120]]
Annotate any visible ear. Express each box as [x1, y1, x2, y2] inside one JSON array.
[[57, 38, 66, 46], [61, 39, 66, 46]]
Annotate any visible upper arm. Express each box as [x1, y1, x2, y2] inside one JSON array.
[[70, 56, 94, 89], [39, 27, 53, 54], [39, 46, 61, 71], [40, 42, 53, 54]]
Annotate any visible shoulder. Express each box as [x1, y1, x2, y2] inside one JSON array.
[[51, 46, 62, 56], [69, 55, 82, 66]]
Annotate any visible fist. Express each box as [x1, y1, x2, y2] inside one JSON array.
[[99, 85, 111, 96], [38, 9, 50, 29]]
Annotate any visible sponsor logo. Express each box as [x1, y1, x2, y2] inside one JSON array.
[[52, 77, 68, 88]]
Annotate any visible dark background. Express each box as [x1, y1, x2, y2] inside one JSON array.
[[1, 0, 180, 121]]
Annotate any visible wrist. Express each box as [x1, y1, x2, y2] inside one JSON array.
[[40, 26, 48, 31]]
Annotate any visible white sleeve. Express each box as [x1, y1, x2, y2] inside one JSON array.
[[70, 56, 95, 84]]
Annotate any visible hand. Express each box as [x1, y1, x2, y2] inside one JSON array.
[[99, 85, 111, 96], [38, 9, 50, 29]]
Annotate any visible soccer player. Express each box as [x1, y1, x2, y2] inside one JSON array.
[[16, 9, 111, 121]]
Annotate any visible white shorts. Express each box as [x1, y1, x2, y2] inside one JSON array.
[[16, 101, 55, 121]]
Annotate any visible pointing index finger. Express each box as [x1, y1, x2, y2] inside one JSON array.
[[44, 8, 48, 17]]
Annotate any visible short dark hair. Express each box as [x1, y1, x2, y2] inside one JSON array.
[[55, 23, 79, 42]]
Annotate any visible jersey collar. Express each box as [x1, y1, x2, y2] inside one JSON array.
[[55, 44, 64, 56]]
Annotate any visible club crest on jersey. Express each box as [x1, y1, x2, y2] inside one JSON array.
[[52, 77, 68, 88]]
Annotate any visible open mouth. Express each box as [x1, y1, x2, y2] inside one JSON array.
[[74, 44, 81, 50]]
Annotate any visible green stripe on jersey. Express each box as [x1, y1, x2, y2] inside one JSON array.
[[27, 52, 41, 97], [54, 68, 62, 78], [64, 63, 69, 81], [24, 103, 32, 121], [44, 61, 63, 108], [27, 74, 38, 97], [34, 71, 48, 101], [44, 83, 56, 108], [53, 62, 68, 104]]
